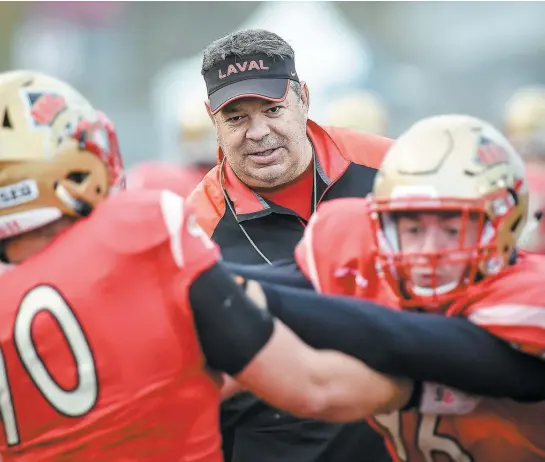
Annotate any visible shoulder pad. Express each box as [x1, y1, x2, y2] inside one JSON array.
[[89, 189, 215, 258], [296, 198, 378, 295]]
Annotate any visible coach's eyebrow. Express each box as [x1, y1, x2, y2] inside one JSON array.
[[221, 103, 241, 115]]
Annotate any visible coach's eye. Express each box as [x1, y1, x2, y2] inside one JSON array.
[[227, 115, 245, 123], [267, 106, 283, 114]]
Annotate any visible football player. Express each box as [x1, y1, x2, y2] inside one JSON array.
[[127, 160, 206, 198], [0, 71, 412, 461], [503, 86, 545, 253], [126, 100, 217, 199], [269, 114, 545, 461], [324, 89, 388, 136]]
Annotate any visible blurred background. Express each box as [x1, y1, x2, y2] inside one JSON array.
[[2, 1, 545, 249]]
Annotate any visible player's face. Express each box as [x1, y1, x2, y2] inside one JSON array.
[[213, 85, 310, 189], [396, 211, 482, 290]]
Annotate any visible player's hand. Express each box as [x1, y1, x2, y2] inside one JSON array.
[[233, 275, 268, 311], [206, 368, 224, 388], [220, 374, 246, 400]]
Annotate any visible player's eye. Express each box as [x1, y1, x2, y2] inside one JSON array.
[[406, 226, 421, 235]]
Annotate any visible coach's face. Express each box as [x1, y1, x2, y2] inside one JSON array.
[[209, 84, 310, 190]]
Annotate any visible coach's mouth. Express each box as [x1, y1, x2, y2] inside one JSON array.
[[247, 147, 284, 166]]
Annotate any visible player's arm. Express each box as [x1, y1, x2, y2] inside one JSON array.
[[257, 282, 545, 402], [222, 260, 314, 290], [222, 258, 545, 402], [219, 374, 244, 400], [161, 191, 410, 419], [189, 263, 413, 422]]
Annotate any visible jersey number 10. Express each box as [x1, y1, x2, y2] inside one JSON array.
[[0, 285, 98, 445]]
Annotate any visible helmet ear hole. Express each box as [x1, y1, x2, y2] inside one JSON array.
[[507, 187, 519, 205], [2, 109, 12, 129], [511, 215, 522, 232], [66, 171, 90, 184]]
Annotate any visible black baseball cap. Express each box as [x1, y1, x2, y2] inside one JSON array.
[[203, 53, 299, 114]]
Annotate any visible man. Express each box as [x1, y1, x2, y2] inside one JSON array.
[[264, 115, 545, 461], [0, 71, 415, 460], [188, 28, 393, 462], [188, 29, 390, 264]]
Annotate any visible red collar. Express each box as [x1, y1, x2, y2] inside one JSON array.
[[218, 120, 349, 216]]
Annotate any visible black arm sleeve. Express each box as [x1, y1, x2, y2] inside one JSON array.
[[188, 262, 274, 376], [223, 260, 314, 290], [261, 283, 545, 401]]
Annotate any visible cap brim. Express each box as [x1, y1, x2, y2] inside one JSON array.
[[210, 79, 290, 114]]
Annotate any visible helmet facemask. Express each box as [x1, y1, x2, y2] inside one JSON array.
[[368, 190, 520, 311], [367, 115, 530, 311]]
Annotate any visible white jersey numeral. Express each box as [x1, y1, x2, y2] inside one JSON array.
[[0, 285, 98, 445], [375, 412, 472, 462]]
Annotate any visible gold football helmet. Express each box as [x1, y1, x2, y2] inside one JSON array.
[[178, 101, 216, 166], [504, 85, 545, 140], [0, 71, 124, 240], [368, 115, 528, 309], [324, 90, 387, 135]]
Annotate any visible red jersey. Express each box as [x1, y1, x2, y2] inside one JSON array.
[[0, 189, 223, 461], [296, 197, 545, 462], [127, 161, 210, 199], [295, 197, 397, 305], [372, 399, 545, 462]]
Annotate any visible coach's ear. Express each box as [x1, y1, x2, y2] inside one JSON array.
[[300, 81, 310, 118]]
